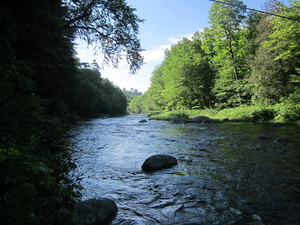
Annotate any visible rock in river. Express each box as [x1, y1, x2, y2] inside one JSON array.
[[142, 154, 178, 172], [72, 198, 118, 225]]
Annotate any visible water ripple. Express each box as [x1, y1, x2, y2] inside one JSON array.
[[69, 115, 300, 225]]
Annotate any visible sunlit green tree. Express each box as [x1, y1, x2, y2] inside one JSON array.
[[203, 0, 250, 108], [250, 0, 299, 104], [161, 37, 215, 109], [266, 0, 300, 93]]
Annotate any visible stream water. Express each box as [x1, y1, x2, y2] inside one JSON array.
[[69, 115, 300, 225]]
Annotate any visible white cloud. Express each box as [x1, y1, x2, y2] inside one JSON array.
[[168, 30, 203, 43], [141, 32, 197, 63], [142, 44, 171, 62], [183, 32, 195, 40], [167, 37, 182, 44]]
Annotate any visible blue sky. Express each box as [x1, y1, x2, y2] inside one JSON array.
[[75, 0, 289, 93]]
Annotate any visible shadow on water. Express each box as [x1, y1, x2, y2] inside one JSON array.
[[69, 115, 300, 225]]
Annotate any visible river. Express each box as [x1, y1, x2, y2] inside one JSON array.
[[69, 115, 300, 225]]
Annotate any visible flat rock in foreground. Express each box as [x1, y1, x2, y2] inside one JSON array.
[[142, 154, 178, 172]]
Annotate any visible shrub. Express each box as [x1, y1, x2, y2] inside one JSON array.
[[274, 103, 300, 122], [251, 108, 275, 122], [150, 110, 190, 121], [273, 93, 300, 122]]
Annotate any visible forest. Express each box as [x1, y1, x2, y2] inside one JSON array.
[[1, 0, 299, 224], [129, 0, 300, 123], [0, 0, 143, 224]]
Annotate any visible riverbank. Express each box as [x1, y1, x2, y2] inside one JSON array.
[[148, 105, 300, 124]]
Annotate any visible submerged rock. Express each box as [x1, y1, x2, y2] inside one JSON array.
[[72, 198, 118, 225], [172, 119, 186, 124], [142, 154, 178, 172], [274, 138, 289, 144], [257, 135, 271, 140]]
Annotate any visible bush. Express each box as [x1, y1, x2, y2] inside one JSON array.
[[150, 110, 190, 121], [251, 108, 275, 122], [273, 93, 300, 122], [274, 103, 300, 122]]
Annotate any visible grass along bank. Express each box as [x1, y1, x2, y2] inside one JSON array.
[[148, 104, 300, 124]]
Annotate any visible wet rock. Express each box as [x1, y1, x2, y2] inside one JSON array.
[[191, 116, 212, 123], [160, 204, 183, 218], [274, 138, 289, 144], [72, 198, 118, 225], [257, 135, 271, 140], [139, 119, 147, 123], [142, 154, 178, 172], [151, 199, 175, 208], [172, 119, 186, 124], [251, 214, 264, 225]]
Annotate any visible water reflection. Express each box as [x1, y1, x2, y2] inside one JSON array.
[[69, 115, 300, 225]]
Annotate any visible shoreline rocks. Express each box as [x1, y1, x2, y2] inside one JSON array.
[[190, 116, 212, 123]]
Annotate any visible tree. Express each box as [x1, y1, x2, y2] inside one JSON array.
[[249, 0, 295, 104], [63, 0, 144, 74], [131, 35, 216, 113], [267, 0, 300, 61], [128, 94, 145, 114], [204, 0, 250, 108], [0, 0, 142, 224], [128, 65, 167, 114], [266, 0, 300, 93], [71, 68, 128, 117], [162, 37, 215, 109], [145, 65, 167, 112], [0, 2, 81, 224], [123, 88, 143, 101]]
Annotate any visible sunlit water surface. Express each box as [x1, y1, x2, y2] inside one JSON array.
[[69, 115, 300, 225]]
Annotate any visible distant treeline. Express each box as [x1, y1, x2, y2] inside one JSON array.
[[0, 0, 143, 224], [123, 88, 143, 101], [129, 0, 300, 122]]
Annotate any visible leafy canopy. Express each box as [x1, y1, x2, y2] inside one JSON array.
[[63, 0, 144, 74]]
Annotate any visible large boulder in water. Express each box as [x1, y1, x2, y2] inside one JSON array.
[[142, 154, 178, 172], [72, 198, 118, 225], [139, 119, 147, 123]]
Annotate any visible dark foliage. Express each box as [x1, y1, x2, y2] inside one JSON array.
[[0, 0, 142, 224], [72, 68, 128, 118]]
